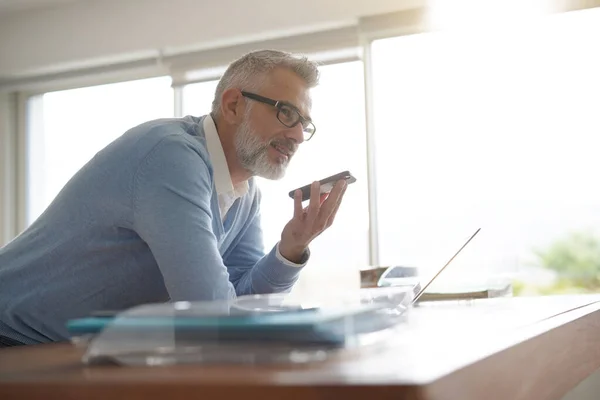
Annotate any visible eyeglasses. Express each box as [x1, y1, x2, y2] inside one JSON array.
[[241, 90, 316, 141]]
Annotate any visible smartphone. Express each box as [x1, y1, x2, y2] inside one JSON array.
[[288, 170, 356, 201]]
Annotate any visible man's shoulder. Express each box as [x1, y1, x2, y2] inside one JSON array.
[[123, 115, 211, 163], [129, 117, 216, 202], [128, 116, 206, 145]]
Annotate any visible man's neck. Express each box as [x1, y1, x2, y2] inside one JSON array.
[[211, 113, 252, 186]]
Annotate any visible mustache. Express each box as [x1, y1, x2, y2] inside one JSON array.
[[269, 137, 298, 155]]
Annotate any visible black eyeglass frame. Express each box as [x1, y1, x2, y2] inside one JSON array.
[[241, 90, 316, 141]]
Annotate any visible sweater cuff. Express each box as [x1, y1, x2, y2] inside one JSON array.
[[275, 241, 310, 267]]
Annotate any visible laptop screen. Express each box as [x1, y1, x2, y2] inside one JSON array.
[[376, 228, 481, 303], [411, 228, 481, 303]]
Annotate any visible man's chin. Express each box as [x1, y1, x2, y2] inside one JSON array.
[[260, 168, 286, 180], [255, 163, 287, 180]]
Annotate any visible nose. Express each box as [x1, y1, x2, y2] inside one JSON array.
[[285, 123, 305, 145]]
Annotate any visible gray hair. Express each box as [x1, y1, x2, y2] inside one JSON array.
[[211, 49, 320, 115]]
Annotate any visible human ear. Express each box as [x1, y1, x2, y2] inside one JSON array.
[[220, 88, 245, 125]]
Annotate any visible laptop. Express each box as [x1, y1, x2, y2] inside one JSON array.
[[377, 228, 482, 304]]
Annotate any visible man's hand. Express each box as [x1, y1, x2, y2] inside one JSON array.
[[279, 179, 348, 263]]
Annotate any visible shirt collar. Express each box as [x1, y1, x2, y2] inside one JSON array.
[[203, 115, 249, 197]]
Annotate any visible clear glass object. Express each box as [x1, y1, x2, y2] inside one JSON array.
[[70, 287, 414, 366]]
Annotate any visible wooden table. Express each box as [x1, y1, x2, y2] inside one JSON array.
[[2, 295, 600, 400]]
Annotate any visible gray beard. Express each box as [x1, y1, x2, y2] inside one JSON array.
[[234, 118, 290, 180]]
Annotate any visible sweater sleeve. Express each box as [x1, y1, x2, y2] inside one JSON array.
[[223, 193, 305, 296], [132, 135, 236, 301]]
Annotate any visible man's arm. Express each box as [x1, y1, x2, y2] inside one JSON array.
[[223, 195, 307, 296], [132, 135, 236, 302]]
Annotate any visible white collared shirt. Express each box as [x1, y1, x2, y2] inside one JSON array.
[[203, 115, 249, 221]]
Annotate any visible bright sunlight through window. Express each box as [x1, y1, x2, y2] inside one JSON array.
[[371, 8, 600, 295]]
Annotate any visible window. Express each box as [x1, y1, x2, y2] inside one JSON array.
[[27, 77, 174, 225], [181, 62, 369, 294], [371, 9, 600, 294], [182, 80, 219, 117]]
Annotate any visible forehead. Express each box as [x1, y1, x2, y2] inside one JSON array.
[[259, 67, 312, 117]]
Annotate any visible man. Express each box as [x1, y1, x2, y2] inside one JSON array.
[[0, 50, 348, 346]]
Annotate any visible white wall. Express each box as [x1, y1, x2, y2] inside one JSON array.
[[0, 0, 422, 79]]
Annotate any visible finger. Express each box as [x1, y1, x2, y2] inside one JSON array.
[[305, 181, 321, 226], [293, 189, 303, 219], [314, 180, 346, 231], [319, 193, 329, 205], [319, 180, 347, 218], [325, 182, 348, 227]]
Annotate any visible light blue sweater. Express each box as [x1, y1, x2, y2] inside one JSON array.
[[0, 115, 304, 344]]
